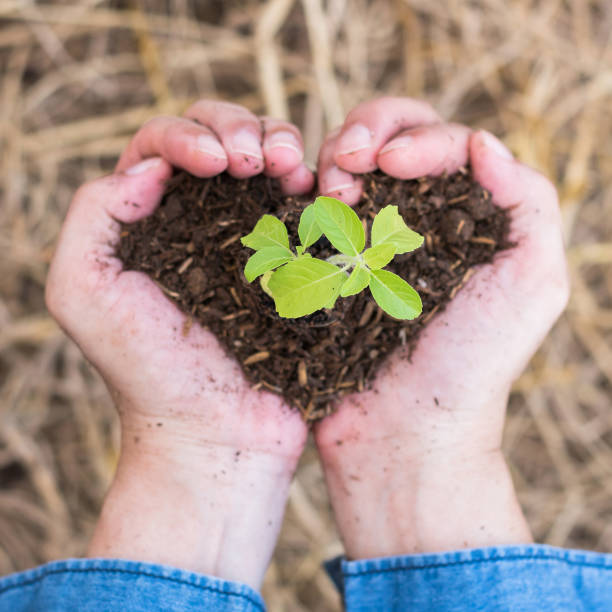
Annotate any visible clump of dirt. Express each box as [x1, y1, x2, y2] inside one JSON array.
[[117, 169, 513, 422]]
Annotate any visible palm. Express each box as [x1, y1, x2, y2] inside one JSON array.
[[47, 160, 308, 461], [96, 270, 307, 454], [315, 134, 567, 454]]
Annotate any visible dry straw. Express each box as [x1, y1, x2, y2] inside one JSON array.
[[0, 1, 611, 610]]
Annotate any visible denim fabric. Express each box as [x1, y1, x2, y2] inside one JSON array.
[[0, 558, 264, 612], [326, 544, 612, 611], [2, 546, 611, 611]]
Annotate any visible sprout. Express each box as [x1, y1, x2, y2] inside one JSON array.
[[241, 197, 424, 320]]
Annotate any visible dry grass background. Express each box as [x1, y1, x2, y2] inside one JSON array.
[[0, 0, 611, 609]]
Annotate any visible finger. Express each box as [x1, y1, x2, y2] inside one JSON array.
[[260, 117, 316, 194], [260, 117, 305, 178], [184, 100, 264, 179], [317, 129, 363, 206], [116, 116, 228, 177], [333, 97, 441, 173], [278, 162, 315, 196], [376, 123, 471, 179], [469, 130, 569, 303], [470, 130, 560, 227], [46, 158, 172, 318]]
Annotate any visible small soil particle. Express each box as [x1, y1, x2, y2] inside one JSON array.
[[442, 209, 475, 244], [161, 195, 184, 222], [186, 267, 207, 296], [117, 169, 514, 422]]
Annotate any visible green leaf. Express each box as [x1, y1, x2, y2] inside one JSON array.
[[340, 266, 370, 297], [324, 297, 338, 309], [371, 206, 424, 254], [268, 258, 346, 318], [363, 244, 396, 270], [298, 204, 323, 250], [260, 271, 274, 298], [323, 283, 344, 309], [313, 196, 365, 256], [369, 269, 422, 320], [244, 247, 294, 282], [241, 215, 291, 252]]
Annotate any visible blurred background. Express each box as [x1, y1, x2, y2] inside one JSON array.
[[0, 0, 611, 609]]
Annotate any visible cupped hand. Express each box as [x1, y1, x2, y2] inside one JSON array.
[[313, 97, 569, 559], [45, 101, 312, 586]]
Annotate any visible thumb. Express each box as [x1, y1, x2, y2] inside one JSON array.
[[464, 131, 569, 367], [469, 131, 568, 302], [46, 157, 172, 323]]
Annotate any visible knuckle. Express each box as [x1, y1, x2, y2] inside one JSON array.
[[71, 177, 103, 203], [185, 99, 251, 119], [214, 100, 250, 114], [140, 115, 173, 132], [446, 123, 473, 139], [183, 99, 212, 116]]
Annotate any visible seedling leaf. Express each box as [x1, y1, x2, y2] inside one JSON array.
[[340, 266, 370, 297], [298, 204, 323, 250], [260, 271, 274, 297], [323, 279, 345, 309], [371, 206, 424, 254], [313, 196, 365, 256], [268, 258, 346, 318], [324, 295, 339, 309], [363, 244, 396, 270], [241, 215, 291, 252], [244, 247, 294, 282], [369, 269, 422, 320]]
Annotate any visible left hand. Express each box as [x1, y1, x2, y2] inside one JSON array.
[[46, 101, 312, 587]]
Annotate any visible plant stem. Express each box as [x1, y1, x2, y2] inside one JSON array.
[[327, 253, 361, 268]]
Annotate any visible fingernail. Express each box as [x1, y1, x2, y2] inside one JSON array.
[[479, 130, 513, 160], [196, 134, 227, 159], [229, 128, 263, 159], [264, 131, 302, 157], [125, 157, 163, 175], [336, 123, 372, 155], [321, 166, 355, 194], [379, 135, 413, 155]]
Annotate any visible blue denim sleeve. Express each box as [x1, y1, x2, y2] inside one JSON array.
[[325, 544, 612, 611], [0, 558, 265, 611]]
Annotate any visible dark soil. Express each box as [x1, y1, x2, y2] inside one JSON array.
[[117, 169, 513, 422]]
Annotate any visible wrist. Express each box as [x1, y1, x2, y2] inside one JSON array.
[[318, 437, 531, 560], [88, 421, 298, 590]]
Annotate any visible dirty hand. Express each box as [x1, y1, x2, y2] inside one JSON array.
[[45, 101, 312, 588], [313, 97, 569, 559]]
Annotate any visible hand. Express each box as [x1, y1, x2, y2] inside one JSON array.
[[46, 101, 312, 588], [313, 97, 569, 559]]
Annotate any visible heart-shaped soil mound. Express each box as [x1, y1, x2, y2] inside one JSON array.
[[117, 169, 512, 422]]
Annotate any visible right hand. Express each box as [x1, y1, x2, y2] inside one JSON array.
[[313, 97, 569, 559]]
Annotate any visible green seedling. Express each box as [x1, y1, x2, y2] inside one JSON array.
[[241, 196, 424, 320]]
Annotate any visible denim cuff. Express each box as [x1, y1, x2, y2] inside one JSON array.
[[326, 544, 612, 611], [0, 558, 265, 611]]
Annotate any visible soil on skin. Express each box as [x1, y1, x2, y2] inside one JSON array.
[[117, 169, 513, 422]]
